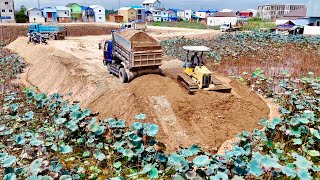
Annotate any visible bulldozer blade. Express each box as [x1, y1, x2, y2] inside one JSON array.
[[204, 85, 232, 93]]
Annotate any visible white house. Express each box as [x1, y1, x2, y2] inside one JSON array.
[[207, 12, 237, 26], [161, 10, 169, 21], [26, 8, 45, 23], [196, 10, 210, 19], [55, 6, 71, 23], [142, 0, 161, 11], [184, 10, 192, 20], [177, 10, 185, 19], [152, 9, 161, 21], [0, 0, 15, 22], [90, 5, 106, 22]]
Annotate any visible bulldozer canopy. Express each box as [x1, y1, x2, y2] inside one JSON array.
[[183, 46, 211, 52]]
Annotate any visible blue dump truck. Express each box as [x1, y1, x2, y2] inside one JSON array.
[[99, 30, 162, 83], [27, 24, 66, 40]]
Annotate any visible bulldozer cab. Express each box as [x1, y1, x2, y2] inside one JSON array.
[[182, 46, 212, 88], [182, 46, 211, 75]]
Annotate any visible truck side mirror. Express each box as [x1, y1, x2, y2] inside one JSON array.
[[98, 43, 102, 50]]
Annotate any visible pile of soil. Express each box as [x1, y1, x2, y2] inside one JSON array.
[[7, 37, 270, 152], [89, 75, 270, 151]]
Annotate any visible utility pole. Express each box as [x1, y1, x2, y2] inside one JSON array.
[[38, 0, 40, 9], [118, 0, 120, 9]]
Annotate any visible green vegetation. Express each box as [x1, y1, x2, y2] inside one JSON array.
[[15, 5, 27, 23], [242, 17, 276, 31], [149, 21, 220, 30], [1, 32, 320, 179]]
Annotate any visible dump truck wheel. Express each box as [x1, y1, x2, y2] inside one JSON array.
[[119, 68, 128, 83], [49, 34, 56, 40]]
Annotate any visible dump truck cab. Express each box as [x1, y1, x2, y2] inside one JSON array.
[[103, 40, 113, 64], [28, 24, 40, 33]]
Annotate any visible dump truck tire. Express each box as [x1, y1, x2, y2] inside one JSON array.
[[119, 68, 128, 83], [49, 34, 56, 40]]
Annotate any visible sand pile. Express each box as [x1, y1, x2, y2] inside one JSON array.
[[6, 37, 117, 106], [7, 37, 270, 152], [88, 75, 270, 151]]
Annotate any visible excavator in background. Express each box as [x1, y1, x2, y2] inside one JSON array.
[[177, 46, 232, 94]]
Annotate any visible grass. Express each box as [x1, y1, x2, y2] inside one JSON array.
[[148, 21, 220, 30]]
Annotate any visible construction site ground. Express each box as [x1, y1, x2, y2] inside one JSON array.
[[6, 26, 275, 152]]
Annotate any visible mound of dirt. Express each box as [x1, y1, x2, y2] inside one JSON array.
[[7, 37, 270, 152], [88, 75, 270, 152], [6, 37, 121, 106]]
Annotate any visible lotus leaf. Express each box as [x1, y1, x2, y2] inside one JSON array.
[[93, 150, 105, 161], [135, 113, 147, 120], [193, 155, 210, 167], [60, 144, 73, 154], [248, 160, 263, 177]]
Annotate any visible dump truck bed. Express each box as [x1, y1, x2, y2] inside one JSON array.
[[112, 30, 162, 70]]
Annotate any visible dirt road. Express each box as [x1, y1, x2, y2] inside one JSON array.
[[6, 27, 271, 152]]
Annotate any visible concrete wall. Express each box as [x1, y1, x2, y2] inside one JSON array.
[[29, 16, 45, 23], [0, 0, 15, 22], [207, 16, 237, 26], [304, 26, 320, 35], [57, 10, 71, 18]]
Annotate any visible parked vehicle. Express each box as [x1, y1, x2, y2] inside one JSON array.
[[28, 33, 48, 45], [27, 24, 66, 40], [220, 23, 241, 32], [99, 30, 162, 83], [120, 21, 147, 31]]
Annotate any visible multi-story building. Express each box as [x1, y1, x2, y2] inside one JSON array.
[[141, 0, 161, 11], [307, 0, 320, 26], [257, 4, 305, 20], [0, 0, 15, 23]]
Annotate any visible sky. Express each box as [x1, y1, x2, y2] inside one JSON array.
[[15, 0, 309, 11]]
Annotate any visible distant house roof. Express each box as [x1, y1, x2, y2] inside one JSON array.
[[197, 10, 210, 13], [118, 7, 133, 11], [142, 0, 159, 4], [81, 6, 93, 10], [66, 3, 79, 7], [90, 5, 104, 9], [55, 6, 69, 11], [291, 19, 309, 25], [42, 7, 57, 12], [209, 10, 218, 13], [27, 8, 41, 11], [209, 12, 237, 17], [131, 5, 143, 9]]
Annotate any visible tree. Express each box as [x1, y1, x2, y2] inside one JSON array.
[[15, 5, 27, 23]]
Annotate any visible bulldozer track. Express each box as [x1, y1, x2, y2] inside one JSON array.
[[177, 73, 198, 94]]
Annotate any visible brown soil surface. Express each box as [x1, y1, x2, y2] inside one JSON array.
[[6, 27, 270, 152]]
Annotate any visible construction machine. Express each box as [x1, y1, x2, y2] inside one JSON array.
[[177, 46, 232, 94], [99, 29, 162, 83]]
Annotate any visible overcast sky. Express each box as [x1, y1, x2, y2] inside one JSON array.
[[15, 0, 309, 11]]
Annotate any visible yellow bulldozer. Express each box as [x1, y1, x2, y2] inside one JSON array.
[[177, 46, 232, 94]]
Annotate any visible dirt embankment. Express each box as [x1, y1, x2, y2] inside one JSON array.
[[7, 36, 270, 152], [0, 24, 118, 45]]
